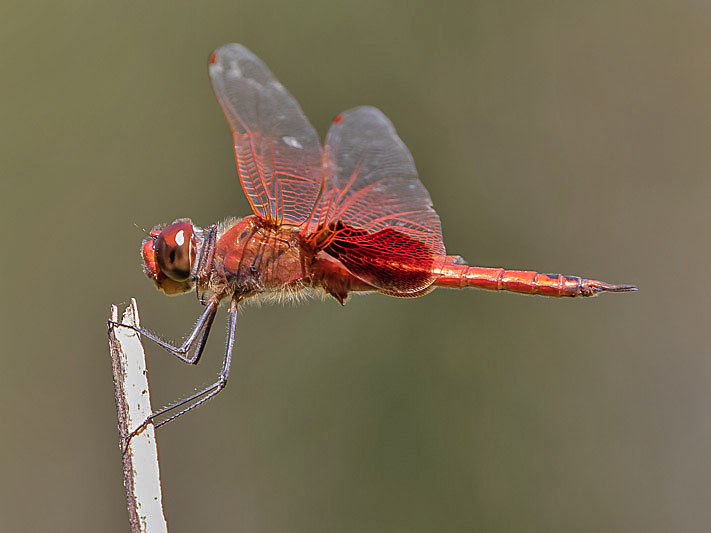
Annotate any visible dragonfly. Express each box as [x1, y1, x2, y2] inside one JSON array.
[[111, 43, 635, 441]]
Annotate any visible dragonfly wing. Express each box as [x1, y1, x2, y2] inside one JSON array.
[[312, 106, 445, 294], [209, 44, 323, 225]]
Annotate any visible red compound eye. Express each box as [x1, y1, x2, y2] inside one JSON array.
[[153, 222, 195, 282]]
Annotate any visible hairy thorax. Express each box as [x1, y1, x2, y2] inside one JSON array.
[[198, 216, 375, 304], [208, 216, 306, 297]]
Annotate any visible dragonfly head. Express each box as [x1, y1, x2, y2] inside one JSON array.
[[142, 219, 198, 295]]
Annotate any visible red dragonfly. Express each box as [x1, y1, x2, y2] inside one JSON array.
[[113, 44, 635, 437]]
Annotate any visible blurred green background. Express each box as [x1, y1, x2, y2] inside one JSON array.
[[1, 1, 709, 531]]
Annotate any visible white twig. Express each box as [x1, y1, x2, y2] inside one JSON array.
[[108, 299, 168, 532]]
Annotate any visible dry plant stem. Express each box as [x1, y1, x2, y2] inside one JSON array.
[[108, 299, 168, 533]]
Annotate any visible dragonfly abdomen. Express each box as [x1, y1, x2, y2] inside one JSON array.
[[434, 263, 636, 297]]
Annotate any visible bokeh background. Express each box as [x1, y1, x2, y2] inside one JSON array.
[[2, 1, 709, 531]]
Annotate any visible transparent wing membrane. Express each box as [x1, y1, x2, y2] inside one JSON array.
[[308, 107, 445, 294], [209, 44, 323, 225]]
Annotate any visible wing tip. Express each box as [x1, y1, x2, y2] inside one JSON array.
[[208, 43, 259, 73]]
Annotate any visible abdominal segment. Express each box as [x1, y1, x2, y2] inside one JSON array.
[[433, 262, 636, 297]]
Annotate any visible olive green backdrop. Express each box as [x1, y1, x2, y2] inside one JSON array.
[[1, 1, 708, 532]]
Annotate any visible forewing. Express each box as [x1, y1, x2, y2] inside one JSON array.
[[209, 44, 323, 225], [312, 106, 445, 294]]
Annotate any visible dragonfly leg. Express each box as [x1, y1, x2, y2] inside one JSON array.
[[108, 296, 219, 365], [121, 294, 239, 453]]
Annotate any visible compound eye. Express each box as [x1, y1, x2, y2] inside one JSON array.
[[154, 222, 195, 282]]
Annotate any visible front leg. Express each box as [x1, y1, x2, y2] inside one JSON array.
[[107, 296, 219, 365], [120, 293, 240, 452]]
